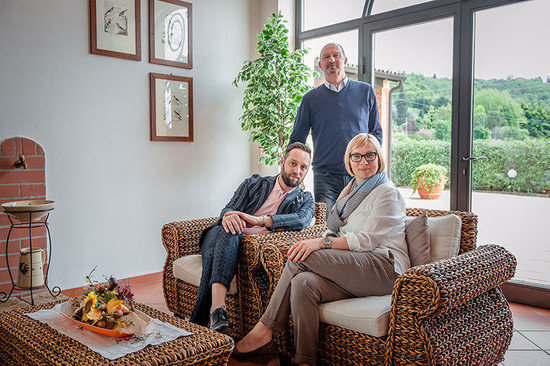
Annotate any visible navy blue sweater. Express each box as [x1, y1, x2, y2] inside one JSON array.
[[289, 80, 382, 175]]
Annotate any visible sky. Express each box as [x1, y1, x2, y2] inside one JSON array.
[[302, 0, 549, 81]]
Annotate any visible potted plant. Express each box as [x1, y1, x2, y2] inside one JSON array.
[[233, 12, 315, 166], [410, 163, 448, 199]]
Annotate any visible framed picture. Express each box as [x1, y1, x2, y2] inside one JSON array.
[[150, 73, 193, 141], [149, 0, 192, 69], [89, 0, 141, 61]]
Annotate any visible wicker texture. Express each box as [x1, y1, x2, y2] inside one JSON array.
[[249, 208, 516, 365], [161, 202, 327, 338], [0, 301, 233, 365]]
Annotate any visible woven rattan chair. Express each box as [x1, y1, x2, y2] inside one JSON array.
[[245, 208, 517, 365], [161, 202, 327, 339]]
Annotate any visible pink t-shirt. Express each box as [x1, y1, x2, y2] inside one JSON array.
[[242, 177, 295, 235]]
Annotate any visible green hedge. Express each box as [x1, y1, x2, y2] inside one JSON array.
[[390, 138, 550, 194]]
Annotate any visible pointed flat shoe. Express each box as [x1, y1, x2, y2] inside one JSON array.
[[232, 339, 278, 364]]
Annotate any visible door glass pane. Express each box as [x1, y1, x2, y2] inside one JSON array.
[[301, 30, 359, 191], [373, 18, 453, 210], [370, 0, 434, 15], [472, 0, 550, 287], [302, 0, 364, 31]]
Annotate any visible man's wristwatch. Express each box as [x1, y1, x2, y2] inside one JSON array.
[[261, 215, 267, 227], [322, 235, 333, 249]]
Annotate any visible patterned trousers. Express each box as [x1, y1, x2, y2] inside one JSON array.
[[189, 224, 242, 326]]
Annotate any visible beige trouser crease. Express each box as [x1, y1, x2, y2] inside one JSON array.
[[260, 249, 397, 365]]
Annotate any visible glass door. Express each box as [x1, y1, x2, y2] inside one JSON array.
[[472, 0, 550, 290], [370, 17, 455, 210]]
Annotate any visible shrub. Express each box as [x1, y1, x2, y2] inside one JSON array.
[[391, 137, 550, 194]]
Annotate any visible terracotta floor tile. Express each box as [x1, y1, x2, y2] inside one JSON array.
[[509, 302, 538, 315], [131, 282, 162, 295], [529, 306, 550, 318]]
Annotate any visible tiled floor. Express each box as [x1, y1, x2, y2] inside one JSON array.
[[2, 274, 549, 365]]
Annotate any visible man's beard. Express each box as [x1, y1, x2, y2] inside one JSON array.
[[281, 170, 300, 188]]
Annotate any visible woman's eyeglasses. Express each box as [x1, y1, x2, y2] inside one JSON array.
[[349, 152, 378, 162]]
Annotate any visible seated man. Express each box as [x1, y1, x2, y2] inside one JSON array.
[[189, 142, 315, 334]]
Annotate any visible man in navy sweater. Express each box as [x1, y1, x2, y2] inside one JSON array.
[[289, 43, 382, 213]]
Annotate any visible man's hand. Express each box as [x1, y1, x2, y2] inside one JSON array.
[[222, 211, 246, 235], [234, 212, 263, 228]]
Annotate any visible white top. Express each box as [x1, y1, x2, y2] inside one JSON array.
[[326, 182, 410, 274]]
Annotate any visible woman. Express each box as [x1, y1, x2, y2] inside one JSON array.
[[232, 133, 410, 366]]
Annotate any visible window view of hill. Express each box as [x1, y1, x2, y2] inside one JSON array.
[[392, 73, 550, 140]]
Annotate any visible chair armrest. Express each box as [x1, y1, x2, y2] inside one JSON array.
[[161, 217, 218, 260], [391, 244, 516, 317], [387, 244, 517, 365], [161, 217, 218, 314]]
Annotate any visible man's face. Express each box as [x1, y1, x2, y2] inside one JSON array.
[[318, 44, 347, 79], [280, 148, 311, 188]]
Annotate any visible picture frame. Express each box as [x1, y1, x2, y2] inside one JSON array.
[[150, 73, 193, 141], [89, 0, 141, 61], [149, 0, 192, 69]]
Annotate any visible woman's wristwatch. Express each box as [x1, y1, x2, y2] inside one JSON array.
[[322, 235, 333, 249]]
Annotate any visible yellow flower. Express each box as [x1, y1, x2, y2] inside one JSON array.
[[87, 308, 103, 322], [106, 299, 129, 314]]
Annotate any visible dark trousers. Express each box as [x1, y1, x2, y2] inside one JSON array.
[[189, 225, 242, 326], [313, 171, 352, 214]]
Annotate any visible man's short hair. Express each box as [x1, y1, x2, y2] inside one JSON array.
[[285, 142, 311, 158]]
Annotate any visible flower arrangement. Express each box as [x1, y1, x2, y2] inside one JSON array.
[[71, 275, 145, 333]]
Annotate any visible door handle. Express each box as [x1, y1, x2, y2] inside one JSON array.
[[462, 156, 488, 163]]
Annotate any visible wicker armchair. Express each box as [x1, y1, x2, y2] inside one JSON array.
[[161, 202, 327, 339], [247, 208, 517, 365]]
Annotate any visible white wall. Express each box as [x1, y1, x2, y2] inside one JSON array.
[[0, 0, 253, 290]]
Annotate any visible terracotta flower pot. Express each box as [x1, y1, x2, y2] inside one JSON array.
[[417, 176, 445, 199]]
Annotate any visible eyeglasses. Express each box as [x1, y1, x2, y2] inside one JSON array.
[[349, 152, 378, 162]]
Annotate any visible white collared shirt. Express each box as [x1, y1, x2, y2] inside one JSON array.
[[324, 76, 348, 92]]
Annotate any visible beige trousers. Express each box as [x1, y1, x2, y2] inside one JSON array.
[[260, 249, 397, 365]]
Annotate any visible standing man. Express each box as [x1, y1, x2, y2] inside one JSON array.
[[289, 43, 382, 213], [189, 142, 315, 334]]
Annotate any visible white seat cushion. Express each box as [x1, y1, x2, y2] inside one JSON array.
[[172, 255, 238, 295], [319, 295, 392, 337]]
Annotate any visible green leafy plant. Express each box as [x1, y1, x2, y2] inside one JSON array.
[[410, 163, 448, 193], [233, 12, 315, 166]]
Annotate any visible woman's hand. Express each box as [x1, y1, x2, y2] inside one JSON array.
[[288, 238, 324, 262]]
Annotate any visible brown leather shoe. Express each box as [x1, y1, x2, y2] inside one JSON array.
[[232, 339, 278, 364]]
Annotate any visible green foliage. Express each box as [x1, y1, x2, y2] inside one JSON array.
[[391, 138, 550, 194], [474, 89, 526, 129], [521, 102, 550, 138], [233, 12, 314, 166], [394, 74, 550, 141], [390, 137, 451, 187], [409, 164, 448, 193]]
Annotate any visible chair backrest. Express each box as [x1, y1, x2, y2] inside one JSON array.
[[406, 208, 478, 254], [313, 202, 327, 225]]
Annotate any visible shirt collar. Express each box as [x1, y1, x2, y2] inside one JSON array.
[[324, 76, 348, 92]]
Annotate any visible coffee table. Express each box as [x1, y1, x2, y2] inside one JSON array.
[[0, 300, 234, 365]]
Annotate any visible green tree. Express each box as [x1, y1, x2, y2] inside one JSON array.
[[233, 12, 314, 166], [521, 102, 550, 138], [474, 89, 526, 130]]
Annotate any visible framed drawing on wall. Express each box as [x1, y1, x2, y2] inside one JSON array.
[[149, 0, 192, 69], [150, 73, 193, 141], [89, 0, 141, 61]]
